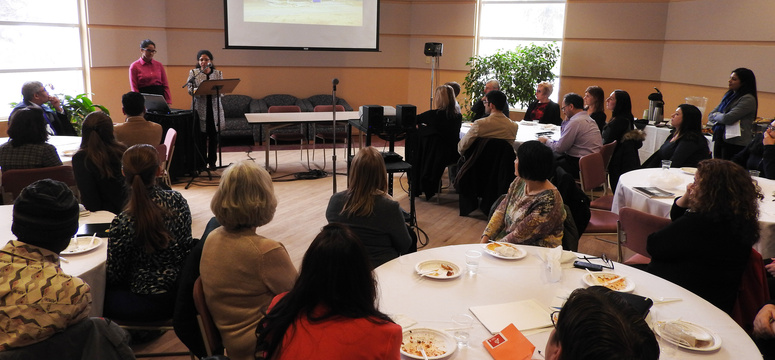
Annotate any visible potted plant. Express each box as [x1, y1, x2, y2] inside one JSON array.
[[462, 43, 560, 120], [60, 93, 110, 135]]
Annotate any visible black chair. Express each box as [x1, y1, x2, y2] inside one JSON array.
[[454, 138, 516, 216]]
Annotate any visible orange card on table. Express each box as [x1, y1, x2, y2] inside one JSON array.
[[482, 323, 535, 360]]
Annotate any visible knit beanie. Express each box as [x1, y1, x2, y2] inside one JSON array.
[[12, 179, 80, 252]]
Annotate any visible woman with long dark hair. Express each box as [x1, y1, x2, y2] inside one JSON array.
[[603, 90, 644, 189], [0, 107, 61, 171], [584, 85, 606, 131], [647, 159, 761, 313], [325, 147, 413, 268], [255, 223, 402, 360], [415, 84, 463, 199], [642, 104, 710, 168], [708, 67, 758, 160], [72, 111, 128, 214], [105, 144, 196, 321], [186, 49, 225, 169]]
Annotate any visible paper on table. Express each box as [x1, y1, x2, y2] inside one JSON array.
[[470, 299, 553, 334]]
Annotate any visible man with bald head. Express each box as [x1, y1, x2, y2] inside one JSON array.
[[470, 79, 510, 120]]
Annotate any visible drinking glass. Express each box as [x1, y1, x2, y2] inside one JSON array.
[[465, 250, 482, 275], [452, 313, 474, 347], [750, 170, 760, 178], [661, 160, 672, 170]]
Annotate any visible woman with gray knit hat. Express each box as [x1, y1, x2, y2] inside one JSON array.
[[0, 179, 91, 350]]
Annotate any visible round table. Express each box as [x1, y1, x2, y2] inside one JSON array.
[[375, 244, 761, 359], [0, 136, 81, 165], [0, 205, 114, 316], [613, 167, 775, 259]]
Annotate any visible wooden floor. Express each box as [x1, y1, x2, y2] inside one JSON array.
[[130, 143, 621, 358]]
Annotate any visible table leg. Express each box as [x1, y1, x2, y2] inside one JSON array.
[[264, 124, 273, 173]]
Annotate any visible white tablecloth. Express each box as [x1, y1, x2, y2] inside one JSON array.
[[376, 244, 760, 359], [613, 168, 775, 259], [459, 121, 559, 143], [0, 205, 114, 316]]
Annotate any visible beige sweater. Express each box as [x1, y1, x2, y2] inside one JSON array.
[[200, 227, 297, 360]]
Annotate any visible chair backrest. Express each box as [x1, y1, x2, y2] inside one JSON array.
[[578, 152, 607, 192], [1, 165, 78, 203], [163, 128, 177, 171], [731, 248, 769, 334], [194, 277, 222, 356], [617, 207, 671, 258], [600, 140, 617, 169], [154, 144, 167, 163], [313, 105, 345, 112], [268, 105, 301, 113]]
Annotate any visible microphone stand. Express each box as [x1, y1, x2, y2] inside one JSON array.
[[332, 79, 338, 194]]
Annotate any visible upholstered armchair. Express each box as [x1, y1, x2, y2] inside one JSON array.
[[220, 94, 261, 144]]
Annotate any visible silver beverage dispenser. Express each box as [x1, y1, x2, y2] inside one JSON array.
[[648, 88, 664, 124]]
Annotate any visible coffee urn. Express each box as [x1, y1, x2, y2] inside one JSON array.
[[648, 88, 664, 124]]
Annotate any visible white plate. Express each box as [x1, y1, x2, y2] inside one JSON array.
[[415, 260, 461, 280], [400, 328, 457, 359], [681, 167, 697, 175], [62, 150, 77, 156], [582, 272, 635, 292], [482, 242, 527, 260], [62, 236, 104, 255], [654, 320, 721, 351]]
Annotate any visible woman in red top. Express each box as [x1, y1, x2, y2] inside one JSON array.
[[256, 223, 402, 359]]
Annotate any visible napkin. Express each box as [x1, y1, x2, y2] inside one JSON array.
[[483, 323, 535, 360], [544, 245, 563, 282], [470, 299, 553, 334]]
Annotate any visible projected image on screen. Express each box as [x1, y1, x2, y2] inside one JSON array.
[[244, 0, 363, 26]]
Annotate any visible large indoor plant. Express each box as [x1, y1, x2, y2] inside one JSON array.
[[60, 93, 110, 135], [462, 43, 560, 120]]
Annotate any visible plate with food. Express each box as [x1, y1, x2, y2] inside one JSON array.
[[401, 328, 456, 359], [62, 150, 77, 156], [582, 272, 635, 292], [482, 242, 527, 260], [62, 236, 104, 255], [654, 320, 721, 351], [681, 167, 697, 175], [415, 260, 461, 280]]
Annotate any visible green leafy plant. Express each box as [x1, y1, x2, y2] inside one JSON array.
[[60, 93, 110, 135], [462, 43, 560, 120]]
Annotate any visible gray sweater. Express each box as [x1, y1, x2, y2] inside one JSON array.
[[325, 191, 412, 268]]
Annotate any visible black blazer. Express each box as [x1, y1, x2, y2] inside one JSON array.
[[524, 100, 562, 126]]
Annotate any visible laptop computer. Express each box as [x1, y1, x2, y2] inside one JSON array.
[[142, 93, 186, 114]]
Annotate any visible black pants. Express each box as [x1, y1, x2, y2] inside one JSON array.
[[199, 96, 218, 168], [714, 140, 744, 160]]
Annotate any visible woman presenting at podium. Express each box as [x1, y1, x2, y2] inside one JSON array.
[[187, 50, 225, 170]]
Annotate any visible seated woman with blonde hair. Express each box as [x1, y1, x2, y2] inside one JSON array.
[[200, 160, 297, 360], [481, 140, 565, 247], [326, 147, 413, 268]]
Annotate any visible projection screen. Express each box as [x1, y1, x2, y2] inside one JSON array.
[[224, 0, 380, 51]]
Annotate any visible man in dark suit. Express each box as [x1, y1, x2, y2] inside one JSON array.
[[10, 81, 77, 136]]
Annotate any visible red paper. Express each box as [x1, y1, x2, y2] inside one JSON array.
[[483, 323, 535, 360]]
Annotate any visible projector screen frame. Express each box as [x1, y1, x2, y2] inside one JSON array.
[[223, 0, 380, 51]]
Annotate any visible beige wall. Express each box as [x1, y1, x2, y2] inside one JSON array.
[[86, 0, 775, 123], [562, 0, 775, 121], [86, 0, 476, 118]]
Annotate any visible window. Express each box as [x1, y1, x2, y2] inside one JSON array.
[[0, 0, 85, 118], [476, 0, 565, 103]]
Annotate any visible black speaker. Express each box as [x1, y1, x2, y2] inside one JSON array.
[[424, 42, 443, 57], [396, 104, 417, 129], [361, 105, 384, 132]]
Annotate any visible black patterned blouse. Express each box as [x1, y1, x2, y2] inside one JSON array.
[[107, 186, 196, 295]]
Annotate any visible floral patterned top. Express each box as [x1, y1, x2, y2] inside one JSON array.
[[483, 177, 565, 247], [107, 186, 196, 295]]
